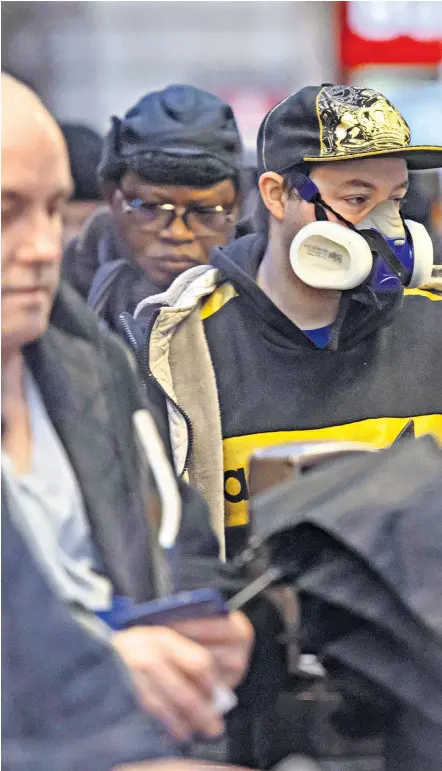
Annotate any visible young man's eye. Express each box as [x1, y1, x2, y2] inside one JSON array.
[[393, 196, 407, 209], [344, 196, 368, 206]]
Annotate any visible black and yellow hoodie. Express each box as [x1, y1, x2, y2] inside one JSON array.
[[124, 233, 442, 560]]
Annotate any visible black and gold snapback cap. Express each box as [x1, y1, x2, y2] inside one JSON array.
[[257, 84, 442, 176]]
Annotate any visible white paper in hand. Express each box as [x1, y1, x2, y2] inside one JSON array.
[[213, 684, 238, 715]]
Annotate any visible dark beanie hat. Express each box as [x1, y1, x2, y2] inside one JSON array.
[[99, 84, 243, 183]]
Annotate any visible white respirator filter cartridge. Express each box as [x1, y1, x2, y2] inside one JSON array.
[[290, 221, 373, 290]]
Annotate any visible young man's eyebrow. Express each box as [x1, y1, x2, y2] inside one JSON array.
[[340, 178, 409, 192], [340, 179, 377, 191], [392, 180, 409, 191]]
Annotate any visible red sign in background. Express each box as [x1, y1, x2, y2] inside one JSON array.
[[339, 1, 442, 70]]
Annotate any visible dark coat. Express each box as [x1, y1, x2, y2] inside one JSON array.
[[2, 498, 182, 771], [18, 282, 286, 755]]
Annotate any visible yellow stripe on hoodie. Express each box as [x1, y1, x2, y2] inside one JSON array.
[[223, 414, 442, 528]]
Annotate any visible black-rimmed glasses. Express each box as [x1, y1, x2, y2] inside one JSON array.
[[119, 190, 235, 235]]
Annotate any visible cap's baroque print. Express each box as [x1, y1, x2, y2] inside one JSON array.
[[317, 85, 411, 157]]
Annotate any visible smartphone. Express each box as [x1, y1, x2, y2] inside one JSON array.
[[111, 587, 228, 629]]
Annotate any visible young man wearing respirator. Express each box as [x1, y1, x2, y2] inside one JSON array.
[[122, 84, 442, 560]]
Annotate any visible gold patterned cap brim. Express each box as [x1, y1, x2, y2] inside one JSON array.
[[312, 86, 442, 171], [303, 146, 442, 171], [257, 85, 442, 175]]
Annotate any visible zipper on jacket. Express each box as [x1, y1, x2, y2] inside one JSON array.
[[120, 311, 195, 477], [119, 312, 140, 353]]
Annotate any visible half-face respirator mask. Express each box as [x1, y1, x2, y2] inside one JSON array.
[[288, 173, 434, 293]]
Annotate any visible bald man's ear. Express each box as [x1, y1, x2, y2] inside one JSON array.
[[258, 172, 292, 223]]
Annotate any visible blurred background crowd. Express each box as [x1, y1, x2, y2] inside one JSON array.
[[2, 0, 442, 256]]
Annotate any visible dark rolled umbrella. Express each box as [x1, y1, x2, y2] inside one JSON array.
[[249, 436, 442, 637], [297, 554, 442, 680], [323, 623, 442, 724], [384, 706, 442, 771], [244, 436, 442, 770]]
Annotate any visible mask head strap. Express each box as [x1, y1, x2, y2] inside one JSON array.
[[358, 229, 409, 283], [288, 171, 353, 226], [288, 171, 319, 204]]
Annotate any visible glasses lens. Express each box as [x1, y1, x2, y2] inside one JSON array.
[[123, 193, 234, 235], [129, 200, 170, 229], [188, 208, 231, 234]]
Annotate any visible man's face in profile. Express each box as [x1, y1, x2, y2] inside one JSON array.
[[1, 90, 73, 353]]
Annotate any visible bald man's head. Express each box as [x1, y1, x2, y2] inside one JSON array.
[[2, 74, 66, 150], [1, 74, 73, 356]]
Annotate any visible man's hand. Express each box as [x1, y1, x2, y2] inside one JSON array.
[[169, 611, 254, 690], [112, 613, 254, 740], [113, 627, 224, 741]]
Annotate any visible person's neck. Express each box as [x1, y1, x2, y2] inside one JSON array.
[[257, 238, 342, 330], [1, 348, 33, 474], [2, 348, 26, 396]]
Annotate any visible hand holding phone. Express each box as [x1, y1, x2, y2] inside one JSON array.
[[113, 588, 229, 629], [113, 624, 227, 738], [168, 608, 254, 696], [112, 589, 253, 715]]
